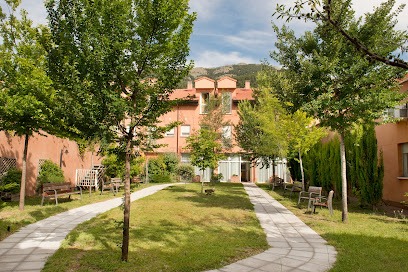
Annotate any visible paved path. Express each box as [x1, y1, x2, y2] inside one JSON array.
[[208, 183, 337, 272], [0, 184, 173, 272], [0, 183, 337, 272]]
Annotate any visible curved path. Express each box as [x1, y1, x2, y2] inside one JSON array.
[[0, 183, 336, 272], [207, 183, 337, 272]]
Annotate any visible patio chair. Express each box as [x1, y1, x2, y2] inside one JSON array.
[[312, 190, 334, 215]]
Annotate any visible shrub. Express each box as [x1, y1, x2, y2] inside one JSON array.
[[162, 153, 179, 174], [149, 173, 172, 183], [0, 168, 21, 193], [38, 160, 65, 186], [210, 173, 223, 184], [177, 164, 195, 182], [102, 145, 145, 179]]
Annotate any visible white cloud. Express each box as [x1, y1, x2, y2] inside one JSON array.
[[192, 51, 258, 68], [189, 0, 223, 21], [223, 30, 275, 50]]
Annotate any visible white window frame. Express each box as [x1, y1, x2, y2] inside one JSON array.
[[180, 125, 191, 137], [402, 143, 408, 177], [200, 92, 210, 114], [223, 125, 232, 139], [165, 127, 175, 137]]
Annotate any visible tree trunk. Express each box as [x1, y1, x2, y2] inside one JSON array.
[[339, 133, 349, 223], [121, 138, 132, 261], [19, 134, 29, 211], [201, 169, 204, 193], [299, 149, 305, 191]]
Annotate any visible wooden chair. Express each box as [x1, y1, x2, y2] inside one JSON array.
[[298, 186, 322, 210], [283, 181, 303, 197], [312, 190, 334, 215], [269, 175, 284, 190]]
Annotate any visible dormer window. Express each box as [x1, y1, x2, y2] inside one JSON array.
[[200, 92, 210, 114]]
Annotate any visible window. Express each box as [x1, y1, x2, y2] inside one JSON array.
[[181, 125, 190, 137], [165, 127, 175, 137], [200, 92, 210, 114], [222, 92, 232, 114], [223, 126, 232, 139], [402, 143, 408, 176]]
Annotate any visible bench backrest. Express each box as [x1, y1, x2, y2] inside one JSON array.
[[111, 178, 123, 183], [308, 186, 322, 195], [42, 182, 72, 192]]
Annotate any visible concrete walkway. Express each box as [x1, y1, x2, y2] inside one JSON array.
[[0, 183, 337, 272], [208, 183, 337, 272], [0, 184, 173, 272]]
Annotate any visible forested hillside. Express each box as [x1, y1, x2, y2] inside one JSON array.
[[178, 63, 276, 88]]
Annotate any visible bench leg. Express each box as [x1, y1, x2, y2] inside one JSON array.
[[41, 196, 45, 206]]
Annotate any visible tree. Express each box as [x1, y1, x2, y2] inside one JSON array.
[[46, 0, 195, 261], [287, 110, 327, 191], [185, 128, 224, 193], [0, 0, 58, 210], [274, 0, 408, 69], [235, 88, 290, 178], [270, 1, 406, 222], [185, 95, 230, 192]]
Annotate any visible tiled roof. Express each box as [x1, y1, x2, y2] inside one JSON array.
[[233, 88, 254, 101], [169, 89, 198, 100], [399, 74, 408, 84]]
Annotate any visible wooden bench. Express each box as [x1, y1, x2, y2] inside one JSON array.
[[41, 182, 82, 205], [312, 190, 334, 215], [298, 186, 322, 210], [269, 176, 284, 190], [283, 181, 303, 197]]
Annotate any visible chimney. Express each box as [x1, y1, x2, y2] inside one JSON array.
[[245, 80, 250, 89], [187, 80, 193, 89]]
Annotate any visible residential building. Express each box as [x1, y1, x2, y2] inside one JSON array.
[[148, 76, 288, 183], [375, 74, 408, 205]]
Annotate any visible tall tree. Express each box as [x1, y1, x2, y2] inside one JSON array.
[[235, 88, 290, 176], [0, 0, 58, 210], [269, 0, 406, 222], [287, 110, 327, 191], [274, 0, 408, 69], [46, 0, 195, 261]]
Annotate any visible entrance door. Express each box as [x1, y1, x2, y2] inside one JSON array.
[[240, 162, 250, 182]]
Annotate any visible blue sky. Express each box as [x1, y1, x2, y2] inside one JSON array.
[[2, 0, 407, 68]]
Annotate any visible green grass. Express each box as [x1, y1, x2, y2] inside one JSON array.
[[258, 184, 408, 272], [0, 184, 149, 241], [43, 183, 268, 272]]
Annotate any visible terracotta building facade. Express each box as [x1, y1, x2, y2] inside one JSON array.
[[150, 76, 288, 183], [375, 74, 408, 205]]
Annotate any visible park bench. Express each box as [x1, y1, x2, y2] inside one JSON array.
[[41, 182, 82, 205], [311, 190, 334, 215], [283, 181, 303, 197], [101, 177, 124, 195], [269, 176, 284, 190], [298, 186, 322, 210]]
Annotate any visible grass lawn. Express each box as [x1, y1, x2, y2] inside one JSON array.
[[258, 184, 408, 272], [0, 184, 149, 241], [43, 183, 268, 272]]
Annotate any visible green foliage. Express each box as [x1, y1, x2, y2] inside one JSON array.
[[210, 173, 223, 184], [149, 173, 172, 183], [303, 138, 341, 193], [102, 146, 144, 178], [346, 125, 384, 208], [37, 160, 65, 187], [0, 168, 22, 193], [176, 164, 194, 182], [235, 88, 289, 166], [147, 153, 179, 182], [162, 153, 179, 175]]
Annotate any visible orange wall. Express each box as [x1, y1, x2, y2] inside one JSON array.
[[375, 79, 408, 205], [0, 131, 102, 196]]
